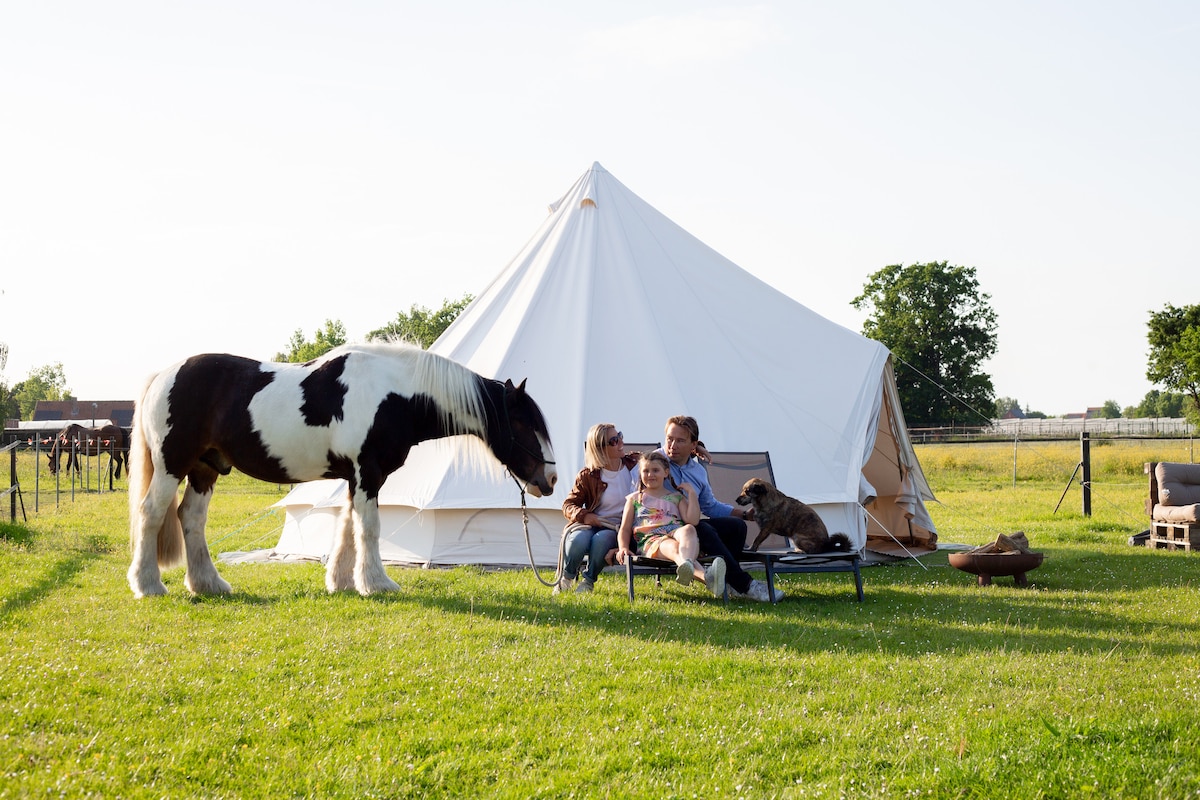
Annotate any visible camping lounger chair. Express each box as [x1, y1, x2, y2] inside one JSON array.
[[623, 451, 865, 603], [624, 548, 863, 603], [740, 550, 864, 602]]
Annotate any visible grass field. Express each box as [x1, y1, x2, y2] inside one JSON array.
[[1, 440, 1198, 798]]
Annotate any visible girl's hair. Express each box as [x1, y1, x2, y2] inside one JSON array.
[[583, 422, 618, 470], [636, 451, 676, 491]]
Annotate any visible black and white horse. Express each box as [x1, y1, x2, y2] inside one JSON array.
[[127, 342, 557, 598]]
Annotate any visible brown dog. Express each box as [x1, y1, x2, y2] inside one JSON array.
[[736, 477, 852, 553]]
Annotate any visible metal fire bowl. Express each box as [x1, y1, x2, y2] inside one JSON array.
[[948, 552, 1044, 587]]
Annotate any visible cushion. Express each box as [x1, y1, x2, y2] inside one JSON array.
[[1155, 462, 1200, 507], [1153, 503, 1200, 524]]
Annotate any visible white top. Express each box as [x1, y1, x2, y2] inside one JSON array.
[[595, 465, 633, 525]]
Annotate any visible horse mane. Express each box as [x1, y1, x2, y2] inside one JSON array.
[[333, 341, 489, 438]]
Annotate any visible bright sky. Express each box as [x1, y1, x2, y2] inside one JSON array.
[[2, 2, 1196, 418]]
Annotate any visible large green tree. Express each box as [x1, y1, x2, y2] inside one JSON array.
[[11, 363, 71, 419], [368, 295, 473, 349], [852, 261, 998, 428], [275, 319, 348, 363], [1146, 303, 1200, 423]]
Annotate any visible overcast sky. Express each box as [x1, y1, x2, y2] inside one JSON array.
[[2, 1, 1196, 417]]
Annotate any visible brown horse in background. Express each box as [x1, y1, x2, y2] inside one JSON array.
[[48, 423, 128, 487]]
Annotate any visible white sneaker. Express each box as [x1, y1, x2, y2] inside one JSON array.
[[575, 579, 594, 594], [553, 575, 575, 594], [740, 579, 784, 603], [703, 557, 727, 597], [676, 560, 694, 586]]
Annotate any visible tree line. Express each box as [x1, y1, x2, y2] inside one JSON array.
[[853, 264, 1200, 427], [272, 294, 472, 363], [207, 276, 1200, 429], [1, 363, 71, 422], [5, 275, 1200, 428], [0, 296, 472, 422]]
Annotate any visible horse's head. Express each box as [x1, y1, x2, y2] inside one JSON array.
[[46, 429, 71, 474], [495, 378, 557, 497]]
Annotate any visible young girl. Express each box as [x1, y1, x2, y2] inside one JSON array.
[[616, 451, 726, 596]]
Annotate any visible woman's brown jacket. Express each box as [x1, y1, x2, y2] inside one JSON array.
[[561, 453, 641, 525]]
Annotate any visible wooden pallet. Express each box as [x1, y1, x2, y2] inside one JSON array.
[[1148, 521, 1199, 552]]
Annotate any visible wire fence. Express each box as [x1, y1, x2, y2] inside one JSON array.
[[3, 440, 130, 516], [915, 435, 1196, 483], [4, 439, 291, 520], [3, 441, 25, 523], [990, 417, 1196, 437], [911, 417, 1197, 442], [913, 435, 1198, 537], [912, 419, 1195, 443]]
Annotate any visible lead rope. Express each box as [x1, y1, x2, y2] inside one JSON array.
[[513, 474, 563, 588]]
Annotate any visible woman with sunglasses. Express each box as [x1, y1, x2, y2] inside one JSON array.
[[557, 423, 639, 593]]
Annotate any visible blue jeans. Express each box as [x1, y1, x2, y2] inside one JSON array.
[[563, 526, 618, 583]]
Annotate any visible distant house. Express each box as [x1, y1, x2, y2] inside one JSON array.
[[1000, 402, 1026, 420], [1085, 407, 1105, 419], [32, 400, 135, 428]]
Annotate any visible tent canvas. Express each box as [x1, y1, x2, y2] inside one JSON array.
[[274, 163, 937, 566]]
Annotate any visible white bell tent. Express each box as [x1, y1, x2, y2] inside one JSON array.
[[273, 163, 937, 565]]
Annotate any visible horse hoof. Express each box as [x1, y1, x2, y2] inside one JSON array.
[[357, 578, 401, 595], [184, 576, 233, 595], [325, 572, 356, 593], [130, 580, 168, 598]]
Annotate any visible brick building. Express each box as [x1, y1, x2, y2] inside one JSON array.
[[32, 400, 135, 428]]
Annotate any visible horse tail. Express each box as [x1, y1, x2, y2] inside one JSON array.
[[128, 377, 184, 569]]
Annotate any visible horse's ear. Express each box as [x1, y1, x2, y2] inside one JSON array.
[[504, 378, 527, 397]]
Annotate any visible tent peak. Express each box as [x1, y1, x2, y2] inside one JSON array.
[[577, 163, 604, 208], [548, 163, 606, 213]]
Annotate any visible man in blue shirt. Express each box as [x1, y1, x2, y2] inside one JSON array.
[[659, 415, 784, 603]]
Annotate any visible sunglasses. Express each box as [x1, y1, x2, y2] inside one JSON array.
[[606, 432, 624, 447]]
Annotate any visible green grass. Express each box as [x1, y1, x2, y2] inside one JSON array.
[[1, 443, 1198, 798]]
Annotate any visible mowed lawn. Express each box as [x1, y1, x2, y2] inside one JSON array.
[[1, 440, 1197, 799]]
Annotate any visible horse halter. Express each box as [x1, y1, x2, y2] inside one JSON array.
[[497, 386, 555, 470]]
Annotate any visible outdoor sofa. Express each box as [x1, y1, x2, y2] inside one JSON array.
[[1146, 461, 1200, 551]]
